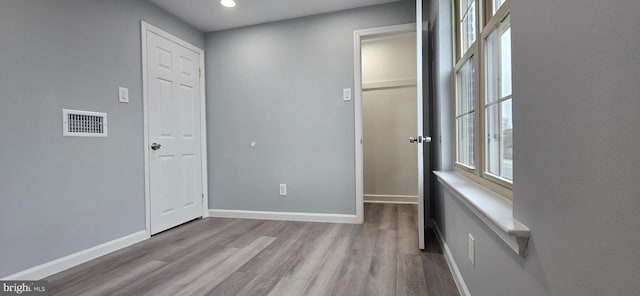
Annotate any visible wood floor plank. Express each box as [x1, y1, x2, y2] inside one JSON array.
[[421, 253, 460, 296], [267, 277, 308, 296], [44, 219, 214, 293], [238, 236, 305, 278], [159, 218, 263, 263], [111, 247, 238, 296], [224, 220, 283, 248], [235, 273, 281, 296], [365, 229, 398, 296], [380, 203, 398, 230], [329, 225, 379, 296], [364, 203, 384, 228], [75, 260, 167, 296], [46, 204, 460, 296], [286, 223, 342, 279], [397, 204, 420, 255], [177, 236, 277, 296], [422, 229, 460, 296], [203, 271, 258, 296], [397, 254, 429, 296], [330, 247, 375, 296], [302, 235, 353, 296], [245, 221, 314, 261], [350, 225, 380, 255]]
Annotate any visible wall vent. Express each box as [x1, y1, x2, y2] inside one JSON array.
[[62, 109, 108, 137]]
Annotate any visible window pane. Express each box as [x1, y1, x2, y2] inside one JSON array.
[[484, 17, 513, 181], [460, 0, 470, 16], [493, 0, 506, 15], [485, 29, 499, 104], [456, 57, 476, 168], [485, 103, 500, 175], [460, 1, 476, 55], [500, 26, 512, 97], [457, 113, 475, 168], [501, 99, 513, 180], [485, 99, 513, 180], [456, 57, 475, 116]]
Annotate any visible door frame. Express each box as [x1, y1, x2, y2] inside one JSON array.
[[141, 21, 209, 236], [353, 23, 416, 224]]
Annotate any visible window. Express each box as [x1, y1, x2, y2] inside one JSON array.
[[453, 0, 513, 196], [458, 0, 476, 56], [485, 16, 512, 180], [455, 58, 476, 168]]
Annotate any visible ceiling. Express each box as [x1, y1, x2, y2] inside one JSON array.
[[150, 0, 403, 32]]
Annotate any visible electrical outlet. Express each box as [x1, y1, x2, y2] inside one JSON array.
[[468, 233, 475, 266], [279, 184, 287, 196]]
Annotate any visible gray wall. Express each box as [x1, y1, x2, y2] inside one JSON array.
[[205, 2, 415, 214], [430, 0, 640, 295], [427, 0, 453, 173], [0, 0, 204, 277]]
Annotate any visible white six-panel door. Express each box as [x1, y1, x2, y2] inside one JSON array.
[[146, 29, 203, 235]]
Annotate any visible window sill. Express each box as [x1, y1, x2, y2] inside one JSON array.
[[434, 171, 530, 256]]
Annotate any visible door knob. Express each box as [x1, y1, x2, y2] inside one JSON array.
[[409, 136, 432, 144], [151, 143, 162, 151]]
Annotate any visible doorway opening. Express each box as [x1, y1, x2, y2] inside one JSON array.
[[361, 32, 418, 205], [354, 23, 428, 250]]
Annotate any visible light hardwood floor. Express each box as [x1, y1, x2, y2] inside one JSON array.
[[46, 204, 459, 296]]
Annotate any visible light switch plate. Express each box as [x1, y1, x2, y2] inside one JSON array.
[[279, 184, 287, 196], [119, 87, 129, 103], [343, 88, 351, 101]]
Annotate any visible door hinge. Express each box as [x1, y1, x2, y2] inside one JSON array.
[[199, 68, 202, 78], [202, 193, 204, 201]]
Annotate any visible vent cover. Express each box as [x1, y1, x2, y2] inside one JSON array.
[[62, 109, 108, 137]]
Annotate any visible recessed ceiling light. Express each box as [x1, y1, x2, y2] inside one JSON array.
[[220, 0, 236, 8]]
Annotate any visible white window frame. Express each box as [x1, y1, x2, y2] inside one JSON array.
[[452, 0, 513, 199]]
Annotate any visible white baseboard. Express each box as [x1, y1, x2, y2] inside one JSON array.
[[1, 230, 149, 280], [364, 194, 418, 204], [434, 226, 471, 296], [209, 209, 360, 224]]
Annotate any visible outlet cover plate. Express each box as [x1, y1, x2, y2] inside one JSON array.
[[119, 87, 129, 103], [343, 88, 351, 101]]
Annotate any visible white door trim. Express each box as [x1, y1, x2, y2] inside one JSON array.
[[416, 0, 426, 249], [353, 23, 416, 224], [141, 21, 209, 237]]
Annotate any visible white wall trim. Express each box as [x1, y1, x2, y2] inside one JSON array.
[[361, 31, 416, 43], [434, 226, 471, 296], [209, 209, 360, 224], [354, 23, 417, 226], [362, 78, 417, 90], [1, 231, 148, 281], [141, 21, 209, 236], [199, 31, 209, 219], [364, 194, 418, 204], [364, 200, 418, 205]]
